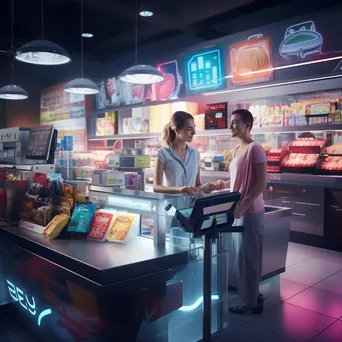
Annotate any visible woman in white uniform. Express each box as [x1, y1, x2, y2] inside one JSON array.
[[153, 111, 215, 194]]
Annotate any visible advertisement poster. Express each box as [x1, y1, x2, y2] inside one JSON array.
[[120, 82, 145, 106], [184, 46, 226, 95], [148, 60, 185, 101], [95, 77, 121, 110], [40, 83, 85, 123], [228, 34, 273, 86]]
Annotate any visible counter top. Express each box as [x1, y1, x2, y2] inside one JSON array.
[[0, 225, 188, 287], [201, 171, 342, 188]]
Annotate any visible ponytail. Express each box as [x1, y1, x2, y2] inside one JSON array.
[[163, 123, 176, 146]]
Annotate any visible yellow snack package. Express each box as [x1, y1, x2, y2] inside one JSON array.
[[44, 214, 70, 240]]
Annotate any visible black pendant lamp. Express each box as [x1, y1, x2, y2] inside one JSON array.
[[15, 0, 71, 66], [120, 0, 164, 85], [64, 0, 99, 95], [0, 0, 28, 100]]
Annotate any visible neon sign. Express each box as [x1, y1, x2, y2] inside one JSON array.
[[6, 279, 52, 326]]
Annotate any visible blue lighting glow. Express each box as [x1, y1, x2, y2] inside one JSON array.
[[178, 295, 219, 312], [6, 279, 52, 326]]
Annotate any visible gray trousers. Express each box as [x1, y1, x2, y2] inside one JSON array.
[[228, 210, 265, 307]]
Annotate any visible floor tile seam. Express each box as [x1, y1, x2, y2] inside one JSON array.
[[307, 318, 340, 342], [283, 301, 341, 320], [247, 318, 297, 341]]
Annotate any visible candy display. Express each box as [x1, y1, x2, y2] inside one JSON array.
[[289, 138, 326, 154], [266, 148, 289, 173], [320, 156, 342, 171], [282, 153, 319, 168]]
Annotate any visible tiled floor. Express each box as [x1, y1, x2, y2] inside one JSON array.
[[1, 242, 342, 341], [220, 242, 342, 342]]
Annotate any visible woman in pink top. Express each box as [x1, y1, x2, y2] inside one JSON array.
[[217, 109, 267, 315]]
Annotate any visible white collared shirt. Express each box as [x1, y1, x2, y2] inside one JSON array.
[[157, 145, 200, 187]]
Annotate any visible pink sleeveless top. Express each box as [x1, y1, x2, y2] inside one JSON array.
[[229, 142, 267, 214]]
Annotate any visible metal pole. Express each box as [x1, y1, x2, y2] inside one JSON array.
[[203, 233, 212, 342]]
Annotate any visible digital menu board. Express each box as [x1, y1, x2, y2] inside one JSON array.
[[27, 126, 53, 160], [184, 46, 226, 95]]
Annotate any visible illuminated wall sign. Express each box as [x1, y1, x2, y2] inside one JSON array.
[[184, 46, 226, 94], [6, 279, 52, 326], [279, 21, 323, 60]]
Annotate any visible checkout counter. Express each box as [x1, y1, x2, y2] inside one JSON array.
[[0, 188, 291, 342]]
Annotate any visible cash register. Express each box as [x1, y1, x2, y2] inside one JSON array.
[[176, 191, 243, 342]]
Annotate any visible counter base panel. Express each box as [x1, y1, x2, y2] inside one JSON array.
[[290, 231, 342, 252]]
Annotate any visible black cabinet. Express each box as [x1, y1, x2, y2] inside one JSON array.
[[324, 189, 342, 239], [264, 183, 324, 236]]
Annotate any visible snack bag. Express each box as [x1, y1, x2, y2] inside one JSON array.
[[67, 203, 96, 234], [33, 172, 48, 187], [107, 213, 139, 244], [88, 209, 116, 242], [44, 214, 70, 240]]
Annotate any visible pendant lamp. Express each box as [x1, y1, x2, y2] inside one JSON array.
[[120, 0, 164, 85], [15, 0, 71, 66], [64, 0, 99, 95], [0, 0, 28, 100]]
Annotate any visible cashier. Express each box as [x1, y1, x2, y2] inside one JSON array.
[[153, 111, 216, 195], [216, 109, 267, 315]]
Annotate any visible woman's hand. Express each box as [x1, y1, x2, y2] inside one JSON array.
[[234, 199, 251, 219], [179, 186, 199, 196], [216, 180, 226, 190], [201, 182, 218, 193]]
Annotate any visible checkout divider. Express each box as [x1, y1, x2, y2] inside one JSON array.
[[0, 184, 291, 342]]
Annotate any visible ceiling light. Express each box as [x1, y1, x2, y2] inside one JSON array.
[[0, 85, 28, 100], [64, 0, 99, 95], [0, 0, 29, 100], [15, 39, 71, 65], [15, 1, 71, 66], [120, 0, 163, 85], [64, 78, 99, 95], [120, 64, 164, 84], [82, 33, 93, 38], [139, 10, 153, 17]]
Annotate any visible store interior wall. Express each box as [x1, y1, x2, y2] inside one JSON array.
[[1, 0, 341, 129]]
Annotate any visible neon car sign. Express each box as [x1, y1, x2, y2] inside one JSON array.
[[6, 279, 52, 326]]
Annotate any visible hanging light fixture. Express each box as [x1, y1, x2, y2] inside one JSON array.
[[120, 0, 164, 85], [15, 0, 71, 66], [64, 0, 99, 95], [0, 0, 28, 100]]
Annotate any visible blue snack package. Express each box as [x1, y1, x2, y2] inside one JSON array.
[[67, 203, 96, 233]]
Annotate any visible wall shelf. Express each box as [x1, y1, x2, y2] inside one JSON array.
[[87, 124, 342, 141]]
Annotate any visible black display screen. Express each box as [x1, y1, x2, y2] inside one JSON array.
[[26, 127, 53, 160]]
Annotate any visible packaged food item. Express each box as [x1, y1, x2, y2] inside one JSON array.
[[33, 173, 47, 187], [67, 203, 96, 234], [88, 209, 116, 242], [44, 214, 70, 240], [107, 213, 139, 244]]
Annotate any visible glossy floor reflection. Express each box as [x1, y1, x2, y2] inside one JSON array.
[[219, 242, 342, 342], [1, 242, 342, 341]]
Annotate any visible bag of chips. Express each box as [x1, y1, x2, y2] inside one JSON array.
[[88, 209, 116, 242], [67, 203, 96, 234]]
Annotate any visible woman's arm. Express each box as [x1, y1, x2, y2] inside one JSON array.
[[242, 162, 267, 206], [153, 158, 198, 195], [235, 162, 267, 218]]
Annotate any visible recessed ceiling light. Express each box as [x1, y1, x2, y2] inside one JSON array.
[[139, 10, 153, 17], [82, 33, 93, 38]]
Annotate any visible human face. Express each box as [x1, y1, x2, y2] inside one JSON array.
[[176, 119, 196, 143], [230, 114, 250, 138]]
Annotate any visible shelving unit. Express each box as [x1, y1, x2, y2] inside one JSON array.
[[88, 124, 342, 141]]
